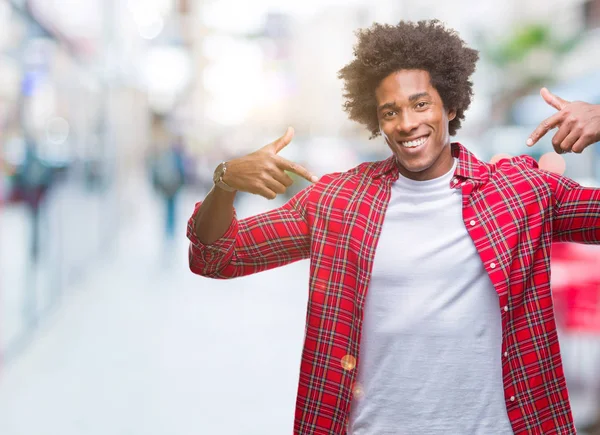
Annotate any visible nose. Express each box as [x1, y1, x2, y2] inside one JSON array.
[[395, 112, 420, 134]]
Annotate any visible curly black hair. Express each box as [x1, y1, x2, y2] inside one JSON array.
[[338, 20, 479, 139]]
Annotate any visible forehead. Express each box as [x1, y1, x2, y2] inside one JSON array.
[[375, 69, 437, 103]]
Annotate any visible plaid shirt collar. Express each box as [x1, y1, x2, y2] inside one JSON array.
[[371, 142, 488, 182]]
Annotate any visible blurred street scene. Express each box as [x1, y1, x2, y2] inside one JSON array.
[[0, 0, 599, 434]]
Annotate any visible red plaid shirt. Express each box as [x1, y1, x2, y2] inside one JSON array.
[[188, 143, 600, 434]]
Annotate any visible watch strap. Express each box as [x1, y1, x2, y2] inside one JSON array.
[[214, 162, 236, 192]]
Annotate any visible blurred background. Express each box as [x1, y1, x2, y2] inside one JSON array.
[[0, 0, 599, 434]]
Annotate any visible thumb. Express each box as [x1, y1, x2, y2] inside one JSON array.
[[541, 87, 568, 111], [270, 127, 295, 154]]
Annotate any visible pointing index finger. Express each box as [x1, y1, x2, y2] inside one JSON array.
[[276, 156, 319, 183], [527, 111, 563, 147]]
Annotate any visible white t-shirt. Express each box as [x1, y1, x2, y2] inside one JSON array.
[[349, 159, 513, 434]]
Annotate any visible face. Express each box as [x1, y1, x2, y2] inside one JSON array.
[[375, 69, 456, 181]]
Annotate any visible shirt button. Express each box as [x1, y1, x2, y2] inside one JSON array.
[[490, 262, 496, 269], [470, 220, 476, 226], [504, 351, 508, 357], [510, 396, 515, 402], [504, 306, 509, 312], [452, 178, 458, 184]]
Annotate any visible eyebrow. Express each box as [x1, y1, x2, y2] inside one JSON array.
[[408, 92, 431, 102], [377, 102, 397, 112], [377, 92, 432, 112]]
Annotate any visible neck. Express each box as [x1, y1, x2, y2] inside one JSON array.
[[396, 143, 454, 181]]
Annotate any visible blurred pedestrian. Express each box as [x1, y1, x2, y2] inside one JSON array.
[[12, 140, 53, 263], [188, 20, 600, 435], [151, 136, 186, 244]]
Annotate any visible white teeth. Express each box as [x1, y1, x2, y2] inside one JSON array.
[[400, 136, 428, 148]]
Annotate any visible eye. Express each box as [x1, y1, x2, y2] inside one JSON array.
[[415, 102, 428, 109], [384, 110, 397, 118]]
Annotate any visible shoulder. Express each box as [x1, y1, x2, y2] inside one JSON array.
[[487, 154, 543, 181], [486, 154, 579, 193], [313, 159, 385, 191], [488, 154, 538, 172], [298, 159, 385, 213]]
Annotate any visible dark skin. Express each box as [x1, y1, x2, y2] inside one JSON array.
[[193, 127, 318, 245], [376, 70, 456, 181], [194, 77, 598, 246], [527, 88, 600, 154]]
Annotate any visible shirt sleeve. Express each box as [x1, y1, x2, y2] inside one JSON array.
[[187, 185, 314, 279], [544, 170, 600, 244]]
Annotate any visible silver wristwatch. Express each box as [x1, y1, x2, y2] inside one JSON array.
[[212, 162, 236, 192]]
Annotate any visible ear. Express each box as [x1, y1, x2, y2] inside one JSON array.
[[447, 109, 457, 121]]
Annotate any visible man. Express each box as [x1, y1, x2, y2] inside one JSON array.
[[188, 20, 600, 434], [151, 135, 187, 243]]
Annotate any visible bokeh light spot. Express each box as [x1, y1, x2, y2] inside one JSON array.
[[341, 355, 356, 371], [353, 382, 365, 400], [45, 117, 70, 144]]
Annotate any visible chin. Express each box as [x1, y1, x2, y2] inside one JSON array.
[[396, 157, 432, 173]]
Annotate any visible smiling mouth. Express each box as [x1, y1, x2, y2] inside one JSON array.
[[398, 135, 429, 148]]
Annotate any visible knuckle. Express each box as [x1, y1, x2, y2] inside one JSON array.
[[264, 158, 276, 169], [270, 156, 282, 167], [266, 164, 279, 176]]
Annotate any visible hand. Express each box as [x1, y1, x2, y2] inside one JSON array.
[[222, 127, 319, 200], [527, 88, 600, 154]]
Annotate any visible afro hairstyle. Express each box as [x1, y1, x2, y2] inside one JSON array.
[[338, 19, 479, 138]]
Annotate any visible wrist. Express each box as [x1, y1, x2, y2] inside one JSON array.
[[213, 162, 237, 192], [211, 184, 237, 199]]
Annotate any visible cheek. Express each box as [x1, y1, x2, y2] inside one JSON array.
[[380, 123, 393, 138]]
